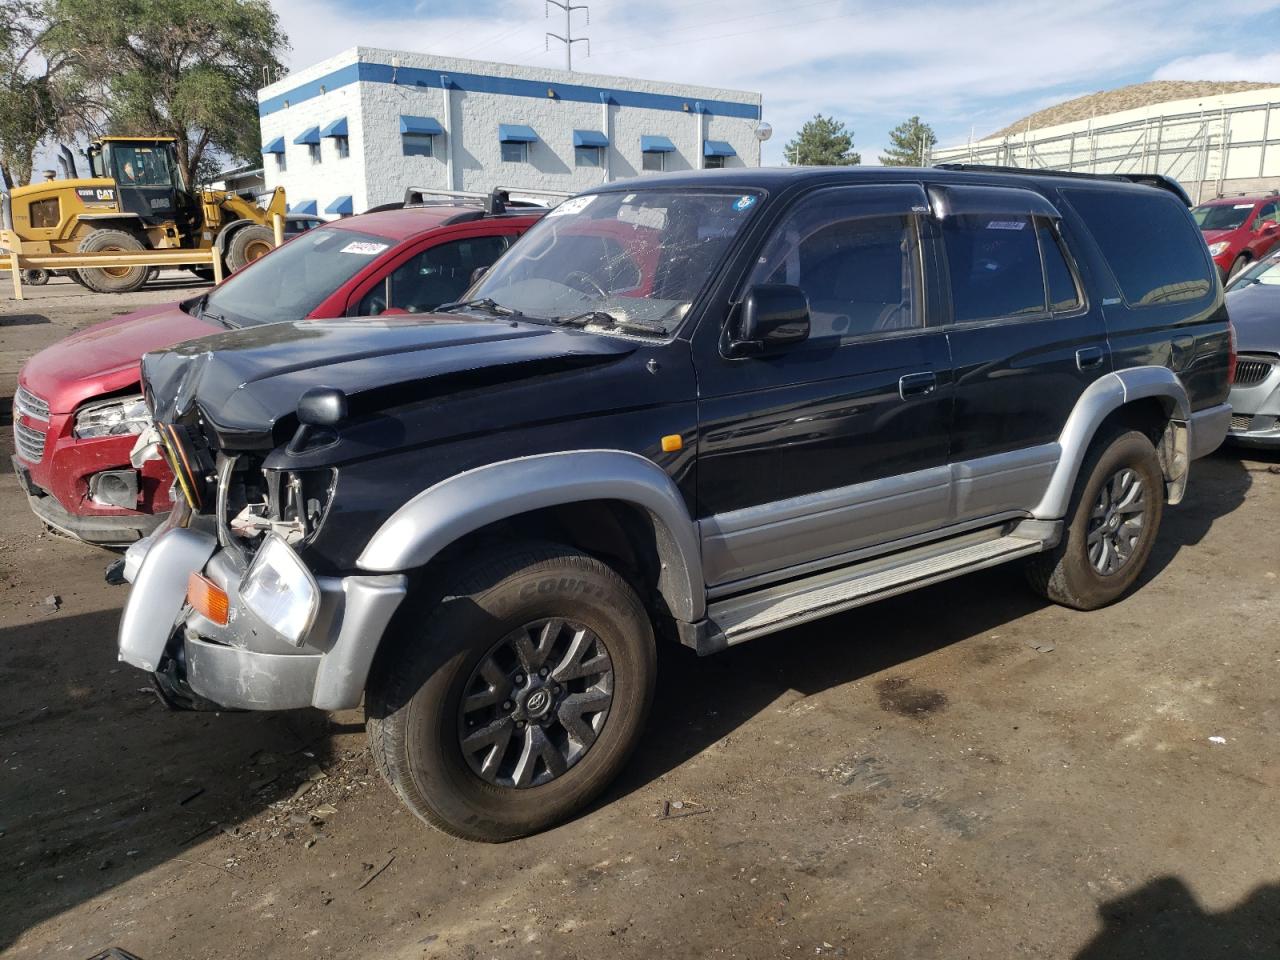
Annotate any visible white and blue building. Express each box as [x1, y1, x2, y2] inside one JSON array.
[[258, 47, 766, 218]]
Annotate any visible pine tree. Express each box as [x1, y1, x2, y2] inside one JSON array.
[[783, 114, 861, 166], [879, 116, 938, 166]]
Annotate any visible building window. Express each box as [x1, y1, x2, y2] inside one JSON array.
[[575, 145, 603, 168], [642, 151, 665, 173], [402, 133, 434, 158], [704, 154, 725, 169], [308, 142, 321, 165], [335, 136, 350, 159], [501, 141, 529, 164]]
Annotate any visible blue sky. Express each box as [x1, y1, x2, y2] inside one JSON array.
[[268, 0, 1280, 164]]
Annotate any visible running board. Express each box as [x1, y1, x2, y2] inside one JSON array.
[[686, 528, 1049, 654]]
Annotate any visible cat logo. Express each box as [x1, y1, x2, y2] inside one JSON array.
[[75, 187, 116, 205]]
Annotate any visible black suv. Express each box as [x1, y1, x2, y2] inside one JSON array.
[[117, 166, 1232, 841]]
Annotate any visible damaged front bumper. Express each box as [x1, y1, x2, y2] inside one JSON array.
[[117, 528, 406, 711]]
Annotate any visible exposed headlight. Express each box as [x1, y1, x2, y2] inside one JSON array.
[[238, 535, 319, 646], [1208, 241, 1231, 256], [74, 395, 151, 439]]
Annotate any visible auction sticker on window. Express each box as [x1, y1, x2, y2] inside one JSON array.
[[986, 220, 1027, 230], [341, 241, 389, 255], [548, 195, 596, 217]]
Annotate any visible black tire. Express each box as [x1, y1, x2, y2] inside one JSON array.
[[1025, 428, 1164, 610], [76, 228, 148, 293], [225, 224, 276, 273], [22, 268, 49, 286], [1227, 255, 1249, 280], [366, 542, 656, 842]]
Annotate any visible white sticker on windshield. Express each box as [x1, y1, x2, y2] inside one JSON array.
[[986, 220, 1026, 230], [341, 241, 389, 255], [618, 204, 667, 230], [1234, 204, 1255, 209], [548, 195, 597, 218], [622, 193, 637, 203]]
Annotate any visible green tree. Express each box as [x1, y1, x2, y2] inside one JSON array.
[[0, 0, 87, 185], [879, 116, 938, 167], [783, 113, 861, 166], [43, 0, 287, 187]]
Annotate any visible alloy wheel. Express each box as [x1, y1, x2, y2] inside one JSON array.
[[458, 618, 614, 788], [1086, 467, 1147, 576]]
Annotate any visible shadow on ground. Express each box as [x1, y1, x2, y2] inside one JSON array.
[[1075, 877, 1280, 959], [0, 608, 336, 949]]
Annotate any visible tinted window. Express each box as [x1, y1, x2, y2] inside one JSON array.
[[1193, 203, 1253, 230], [748, 193, 922, 343], [354, 235, 510, 316], [1039, 221, 1081, 311], [1068, 189, 1212, 306], [942, 214, 1045, 323], [1256, 202, 1279, 225]]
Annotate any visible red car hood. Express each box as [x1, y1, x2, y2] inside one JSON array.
[[20, 301, 221, 414], [1200, 228, 1237, 244]]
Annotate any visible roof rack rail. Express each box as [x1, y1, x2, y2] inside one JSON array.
[[931, 163, 1192, 208], [401, 186, 575, 215]]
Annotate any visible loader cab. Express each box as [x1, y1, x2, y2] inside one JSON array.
[[87, 138, 192, 228]]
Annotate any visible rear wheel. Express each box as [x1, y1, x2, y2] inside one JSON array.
[[76, 229, 148, 293], [225, 224, 276, 273], [366, 542, 656, 841], [1228, 255, 1249, 280], [1025, 428, 1164, 610]]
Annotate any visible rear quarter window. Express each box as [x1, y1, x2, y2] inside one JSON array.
[[1064, 189, 1212, 306]]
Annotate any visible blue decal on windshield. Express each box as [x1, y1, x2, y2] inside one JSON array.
[[733, 195, 756, 212]]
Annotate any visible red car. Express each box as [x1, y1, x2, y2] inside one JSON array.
[[1193, 194, 1280, 280], [12, 202, 542, 546]]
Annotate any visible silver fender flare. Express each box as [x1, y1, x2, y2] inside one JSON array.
[[1032, 366, 1190, 519], [357, 450, 706, 622]]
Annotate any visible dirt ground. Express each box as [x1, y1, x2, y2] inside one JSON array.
[[2, 277, 1279, 960]]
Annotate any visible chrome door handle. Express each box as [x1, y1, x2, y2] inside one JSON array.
[[898, 371, 937, 400], [1076, 346, 1105, 370]]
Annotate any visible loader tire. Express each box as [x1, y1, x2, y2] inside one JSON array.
[[76, 229, 148, 293], [225, 225, 275, 273]]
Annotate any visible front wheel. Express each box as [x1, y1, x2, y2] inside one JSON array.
[[1025, 428, 1165, 610], [224, 224, 276, 273], [366, 542, 656, 841]]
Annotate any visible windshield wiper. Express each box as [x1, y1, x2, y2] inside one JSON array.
[[556, 310, 666, 336], [436, 297, 523, 318]]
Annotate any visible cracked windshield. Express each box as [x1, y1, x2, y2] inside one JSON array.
[[467, 189, 761, 332]]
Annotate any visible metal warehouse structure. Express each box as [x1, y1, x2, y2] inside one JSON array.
[[258, 47, 766, 218], [932, 85, 1280, 203]]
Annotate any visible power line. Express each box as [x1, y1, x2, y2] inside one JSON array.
[[596, 8, 855, 57], [591, 0, 841, 53]]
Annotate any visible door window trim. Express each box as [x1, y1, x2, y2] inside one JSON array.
[[719, 183, 933, 358]]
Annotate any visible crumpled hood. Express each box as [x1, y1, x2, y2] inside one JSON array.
[[1225, 281, 1280, 352], [21, 301, 220, 413], [142, 313, 636, 449]]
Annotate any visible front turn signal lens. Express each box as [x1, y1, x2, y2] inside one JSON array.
[[187, 572, 230, 626]]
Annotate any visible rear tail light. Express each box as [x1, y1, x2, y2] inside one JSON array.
[[1227, 318, 1238, 386], [187, 572, 229, 626]]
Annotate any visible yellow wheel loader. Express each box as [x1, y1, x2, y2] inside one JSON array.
[[0, 137, 285, 293]]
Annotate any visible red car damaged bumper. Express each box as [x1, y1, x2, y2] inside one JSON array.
[[12, 386, 173, 546]]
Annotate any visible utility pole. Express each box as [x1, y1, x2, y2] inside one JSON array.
[[546, 0, 589, 71]]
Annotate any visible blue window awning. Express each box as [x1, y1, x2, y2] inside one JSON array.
[[321, 117, 348, 138], [294, 127, 320, 146], [325, 196, 353, 216], [290, 199, 317, 215], [703, 140, 736, 158], [573, 129, 609, 148], [641, 135, 676, 153], [262, 136, 286, 155], [499, 123, 538, 143], [400, 115, 444, 136]]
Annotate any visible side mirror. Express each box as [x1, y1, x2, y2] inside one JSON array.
[[1260, 220, 1279, 234], [289, 386, 347, 454], [728, 284, 810, 357]]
